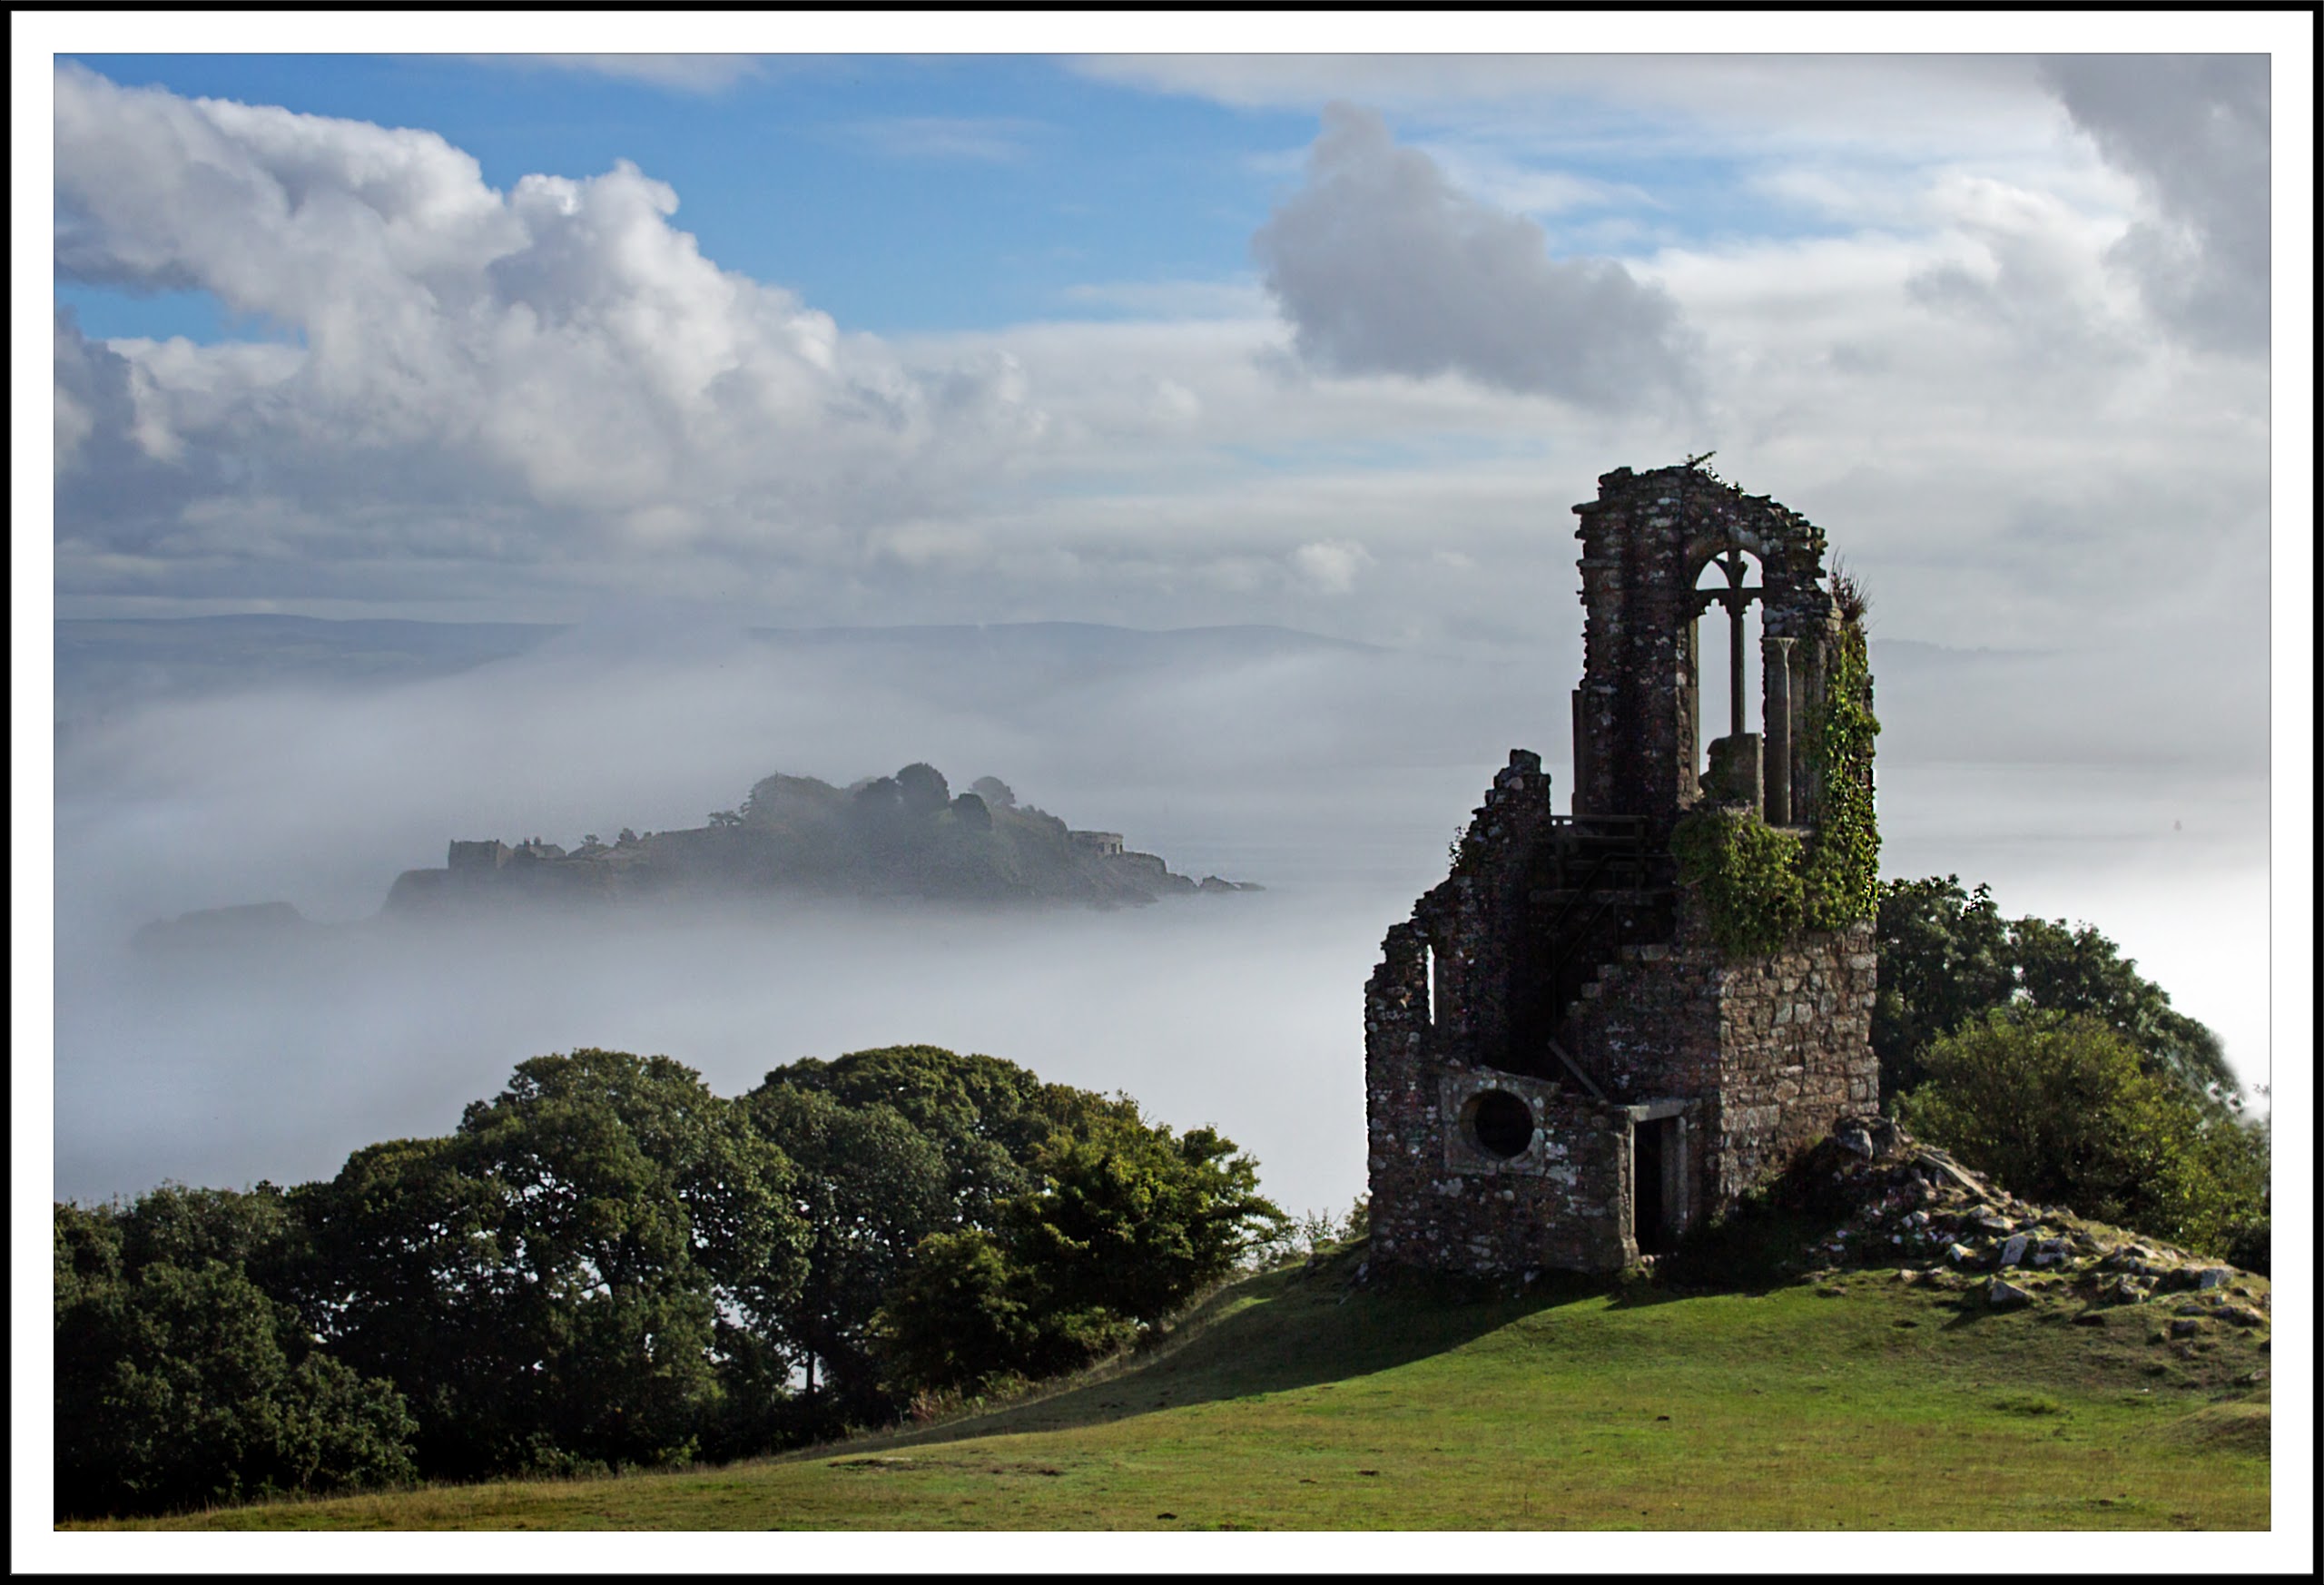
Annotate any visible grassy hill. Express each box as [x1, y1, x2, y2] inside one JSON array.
[[76, 1243, 2270, 1532]]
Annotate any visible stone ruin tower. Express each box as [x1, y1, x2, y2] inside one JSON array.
[[1364, 464, 1880, 1275]]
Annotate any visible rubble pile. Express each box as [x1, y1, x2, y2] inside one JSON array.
[[1794, 1114, 2270, 1342]]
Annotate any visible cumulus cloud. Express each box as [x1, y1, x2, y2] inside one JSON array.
[[50, 64, 1046, 596], [1250, 103, 1697, 407], [2038, 54, 2270, 353], [1902, 173, 2140, 368]]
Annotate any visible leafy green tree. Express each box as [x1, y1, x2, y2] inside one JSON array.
[[1010, 1113, 1286, 1326], [867, 1228, 1042, 1400], [300, 1050, 807, 1479], [54, 1200, 416, 1519], [1897, 1009, 2267, 1256], [53, 1199, 122, 1317], [479, 1048, 807, 1314], [742, 1085, 952, 1428], [758, 1045, 1131, 1226], [1873, 876, 2013, 1099], [870, 1109, 1282, 1403], [291, 1134, 528, 1477], [2006, 915, 2237, 1113], [1875, 877, 2236, 1114]]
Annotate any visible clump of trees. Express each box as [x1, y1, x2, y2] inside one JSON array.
[[54, 1187, 419, 1518], [1896, 1011, 2267, 1260], [1874, 876, 2237, 1110], [1876, 876, 2266, 1264], [53, 1046, 1284, 1519]]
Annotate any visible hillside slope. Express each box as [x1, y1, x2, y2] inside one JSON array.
[[87, 1233, 2270, 1531]]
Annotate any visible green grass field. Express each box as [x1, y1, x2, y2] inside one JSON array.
[[78, 1245, 2270, 1532]]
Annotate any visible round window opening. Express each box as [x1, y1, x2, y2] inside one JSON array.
[[1467, 1089, 1535, 1159]]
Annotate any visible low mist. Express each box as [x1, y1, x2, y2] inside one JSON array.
[[50, 618, 2273, 1216]]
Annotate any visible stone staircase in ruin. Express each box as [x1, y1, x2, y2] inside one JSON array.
[[1525, 815, 1675, 1101]]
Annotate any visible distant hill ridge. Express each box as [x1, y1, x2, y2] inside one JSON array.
[[136, 761, 1257, 948], [58, 615, 1379, 728]]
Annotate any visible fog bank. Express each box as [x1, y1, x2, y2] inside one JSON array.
[[50, 621, 2273, 1216]]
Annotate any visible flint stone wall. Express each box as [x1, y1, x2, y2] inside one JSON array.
[[1364, 920, 1633, 1274], [1560, 897, 1878, 1210]]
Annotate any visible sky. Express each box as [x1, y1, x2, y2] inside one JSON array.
[[15, 15, 2319, 1564]]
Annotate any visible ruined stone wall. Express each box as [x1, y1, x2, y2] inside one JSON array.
[[448, 839, 509, 871], [1364, 924, 1634, 1275], [1363, 463, 1878, 1279], [1571, 466, 1842, 841], [1705, 911, 1880, 1198], [1408, 752, 1562, 1072], [1558, 896, 1877, 1209], [1555, 931, 1724, 1231]]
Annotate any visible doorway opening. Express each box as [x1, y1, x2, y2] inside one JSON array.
[[1631, 1114, 1683, 1255]]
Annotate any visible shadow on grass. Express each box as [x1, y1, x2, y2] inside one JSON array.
[[840, 1245, 1619, 1452], [1628, 1194, 1848, 1304], [838, 1197, 1861, 1456]]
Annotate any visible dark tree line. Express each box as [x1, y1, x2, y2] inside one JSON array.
[[1875, 877, 2267, 1264], [54, 1046, 1285, 1519]]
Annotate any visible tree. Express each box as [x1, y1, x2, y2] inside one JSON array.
[[742, 1086, 952, 1429], [869, 1226, 1138, 1401], [1897, 1009, 2267, 1257], [288, 1136, 518, 1479], [299, 1050, 808, 1478], [757, 1045, 1128, 1226], [870, 1229, 1042, 1399], [869, 1108, 1283, 1403], [949, 792, 992, 832], [1010, 1113, 1286, 1326], [2007, 915, 2237, 1113], [1873, 876, 2013, 1099], [894, 762, 951, 817], [54, 1198, 416, 1519], [1874, 876, 2236, 1113]]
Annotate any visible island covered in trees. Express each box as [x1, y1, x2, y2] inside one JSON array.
[[139, 763, 1257, 947]]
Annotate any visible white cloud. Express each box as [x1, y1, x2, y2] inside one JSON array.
[[1074, 54, 2060, 156], [2038, 54, 2270, 353], [1250, 104, 1699, 408], [44, 60, 2276, 690], [1903, 172, 2142, 363], [50, 64, 1049, 597], [1290, 538, 1374, 595]]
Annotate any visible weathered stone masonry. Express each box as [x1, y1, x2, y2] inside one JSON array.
[[1365, 465, 1879, 1276]]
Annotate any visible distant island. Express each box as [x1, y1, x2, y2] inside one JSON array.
[[136, 763, 1256, 948]]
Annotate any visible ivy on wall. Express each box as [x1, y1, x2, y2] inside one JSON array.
[[1801, 625, 1880, 930], [1670, 807, 1805, 958], [1673, 618, 1879, 959]]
